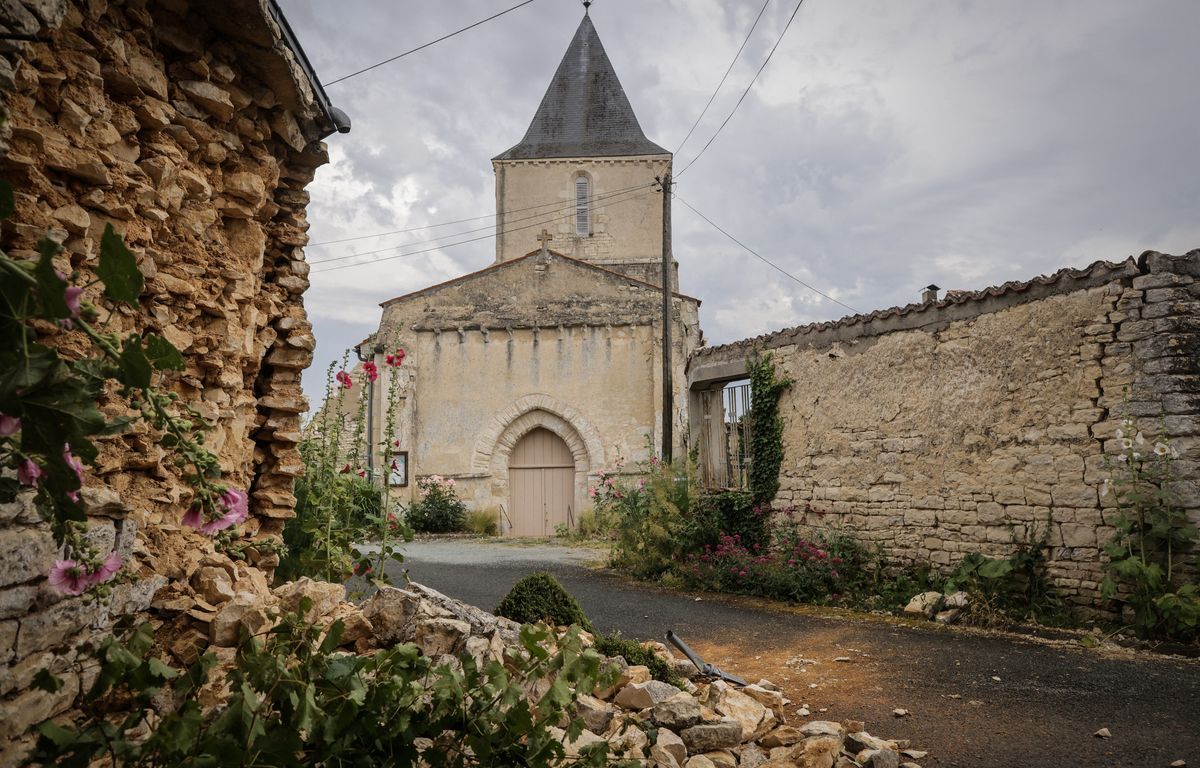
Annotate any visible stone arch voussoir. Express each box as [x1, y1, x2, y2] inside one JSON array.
[[472, 394, 605, 474]]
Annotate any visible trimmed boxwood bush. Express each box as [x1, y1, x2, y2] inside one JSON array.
[[494, 572, 593, 632]]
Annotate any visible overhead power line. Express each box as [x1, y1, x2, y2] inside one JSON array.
[[676, 0, 808, 178], [674, 0, 771, 157], [323, 1, 535, 86], [312, 187, 661, 275], [308, 184, 656, 266], [308, 182, 653, 250], [674, 193, 859, 314]]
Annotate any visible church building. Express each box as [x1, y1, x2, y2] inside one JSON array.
[[354, 11, 702, 535]]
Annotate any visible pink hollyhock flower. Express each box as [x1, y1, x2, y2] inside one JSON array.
[[385, 348, 406, 367], [48, 559, 89, 595], [183, 488, 249, 535], [88, 551, 123, 585], [340, 463, 352, 474], [335, 370, 353, 389], [62, 445, 85, 501], [65, 286, 83, 318], [363, 361, 378, 382], [356, 469, 366, 478], [0, 414, 19, 436], [18, 458, 42, 486]]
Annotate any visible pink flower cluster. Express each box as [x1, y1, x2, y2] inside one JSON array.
[[363, 361, 378, 383], [335, 370, 353, 389], [182, 488, 249, 535], [385, 348, 406, 367], [0, 414, 19, 436], [48, 551, 122, 596]]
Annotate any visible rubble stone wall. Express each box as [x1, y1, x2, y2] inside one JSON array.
[[0, 0, 333, 759], [691, 252, 1200, 611]]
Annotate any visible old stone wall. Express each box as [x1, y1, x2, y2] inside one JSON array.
[[690, 252, 1200, 611], [0, 0, 335, 759]]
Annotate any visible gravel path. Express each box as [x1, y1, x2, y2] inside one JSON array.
[[388, 538, 1200, 768]]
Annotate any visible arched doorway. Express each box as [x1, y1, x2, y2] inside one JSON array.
[[508, 428, 575, 536]]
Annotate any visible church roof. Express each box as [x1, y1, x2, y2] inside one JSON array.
[[379, 248, 699, 308], [493, 14, 669, 161]]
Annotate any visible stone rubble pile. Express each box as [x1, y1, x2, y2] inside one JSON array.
[[177, 557, 927, 768], [902, 591, 970, 624]]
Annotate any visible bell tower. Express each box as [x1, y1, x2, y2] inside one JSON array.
[[492, 12, 675, 290]]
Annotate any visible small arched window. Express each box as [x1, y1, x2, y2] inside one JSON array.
[[574, 176, 590, 235]]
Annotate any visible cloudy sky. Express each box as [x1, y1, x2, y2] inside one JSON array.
[[282, 0, 1200, 404]]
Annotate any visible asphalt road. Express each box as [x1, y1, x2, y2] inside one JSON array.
[[387, 539, 1200, 768]]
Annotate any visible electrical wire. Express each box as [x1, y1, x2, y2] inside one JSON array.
[[312, 187, 661, 274], [323, 1, 535, 86], [676, 0, 808, 178], [674, 193, 859, 313], [674, 0, 771, 157], [308, 183, 645, 248], [308, 184, 657, 266]]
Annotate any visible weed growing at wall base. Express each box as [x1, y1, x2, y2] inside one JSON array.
[[1101, 417, 1199, 641]]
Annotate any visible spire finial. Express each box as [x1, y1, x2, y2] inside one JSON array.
[[583, 0, 591, 14]]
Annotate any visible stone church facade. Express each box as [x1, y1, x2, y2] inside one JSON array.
[[355, 13, 702, 535]]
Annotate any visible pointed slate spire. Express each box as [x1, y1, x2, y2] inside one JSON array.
[[494, 14, 667, 160]]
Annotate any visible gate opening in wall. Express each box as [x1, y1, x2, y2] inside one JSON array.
[[694, 380, 753, 490]]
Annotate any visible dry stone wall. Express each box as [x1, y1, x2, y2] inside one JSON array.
[[0, 0, 335, 759], [691, 251, 1200, 611]]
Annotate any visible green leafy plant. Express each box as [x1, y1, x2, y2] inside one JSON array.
[[944, 541, 1062, 626], [407, 474, 467, 533], [1101, 417, 1198, 641], [592, 633, 683, 688], [495, 572, 594, 633], [746, 352, 792, 506], [31, 608, 629, 767], [279, 347, 413, 585]]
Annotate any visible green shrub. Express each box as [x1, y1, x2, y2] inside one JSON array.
[[495, 572, 593, 632], [32, 612, 627, 767], [465, 507, 499, 536], [593, 633, 682, 688], [407, 475, 467, 533]]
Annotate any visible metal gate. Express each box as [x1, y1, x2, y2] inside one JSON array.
[[508, 428, 575, 536]]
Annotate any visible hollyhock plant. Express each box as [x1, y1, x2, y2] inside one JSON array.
[[18, 458, 42, 486], [63, 444, 85, 501], [0, 414, 19, 436], [182, 488, 249, 535], [65, 285, 83, 318], [89, 551, 123, 585], [335, 370, 353, 389], [363, 361, 378, 383], [47, 559, 90, 595], [385, 348, 406, 367]]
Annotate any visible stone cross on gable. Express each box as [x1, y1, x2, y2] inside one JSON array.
[[537, 229, 553, 255]]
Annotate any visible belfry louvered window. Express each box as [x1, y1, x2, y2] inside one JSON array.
[[574, 176, 590, 235]]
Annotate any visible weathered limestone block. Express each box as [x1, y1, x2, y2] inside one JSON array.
[[273, 577, 345, 620], [0, 526, 56, 589]]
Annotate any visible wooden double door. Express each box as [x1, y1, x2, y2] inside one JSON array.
[[508, 428, 575, 537]]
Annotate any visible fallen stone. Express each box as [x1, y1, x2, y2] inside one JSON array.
[[893, 708, 910, 718], [615, 680, 680, 711], [413, 617, 470, 657], [656, 726, 688, 765], [702, 749, 736, 768], [273, 577, 344, 620], [681, 721, 743, 753], [574, 693, 615, 734], [903, 591, 944, 618], [209, 595, 270, 647], [759, 725, 804, 748], [191, 566, 235, 604], [785, 734, 843, 768], [654, 691, 702, 729], [857, 748, 900, 768], [706, 680, 768, 741], [650, 744, 683, 768], [799, 721, 846, 740], [1094, 727, 1111, 739], [685, 756, 716, 768], [846, 732, 898, 753]]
